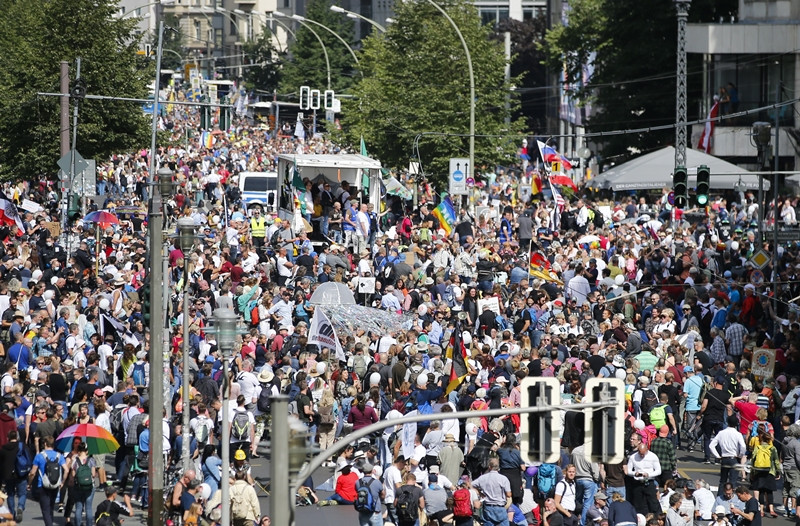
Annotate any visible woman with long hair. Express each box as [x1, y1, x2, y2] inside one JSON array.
[[201, 444, 223, 497], [750, 431, 780, 517], [93, 400, 111, 486], [346, 393, 378, 432], [317, 388, 338, 467]]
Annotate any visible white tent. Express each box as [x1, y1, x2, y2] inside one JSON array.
[[587, 146, 769, 191], [309, 282, 356, 305]]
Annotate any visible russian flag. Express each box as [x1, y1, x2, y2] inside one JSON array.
[[0, 192, 24, 236], [537, 140, 573, 170]]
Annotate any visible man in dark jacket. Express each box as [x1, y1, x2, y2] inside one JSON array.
[[0, 429, 26, 522]]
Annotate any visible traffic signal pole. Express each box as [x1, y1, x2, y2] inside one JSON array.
[[272, 396, 622, 526]]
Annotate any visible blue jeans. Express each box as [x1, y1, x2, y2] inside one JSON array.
[[329, 493, 354, 505], [482, 504, 510, 526], [74, 488, 94, 526], [358, 510, 383, 526], [576, 478, 597, 526], [131, 472, 148, 506], [4, 477, 26, 512], [606, 486, 626, 501], [531, 329, 544, 348]]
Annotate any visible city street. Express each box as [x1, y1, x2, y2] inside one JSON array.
[[13, 440, 798, 525]]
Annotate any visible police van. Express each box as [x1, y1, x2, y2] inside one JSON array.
[[238, 171, 278, 215]]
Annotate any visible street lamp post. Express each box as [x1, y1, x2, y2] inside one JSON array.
[[274, 11, 330, 90], [329, 5, 386, 32], [423, 0, 474, 182], [177, 217, 197, 472], [291, 14, 360, 68], [211, 308, 240, 526]]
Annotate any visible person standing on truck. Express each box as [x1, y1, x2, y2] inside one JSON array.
[[320, 182, 335, 237], [250, 209, 267, 249]]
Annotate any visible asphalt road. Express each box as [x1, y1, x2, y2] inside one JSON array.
[[13, 441, 798, 525]]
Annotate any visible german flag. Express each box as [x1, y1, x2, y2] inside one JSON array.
[[445, 327, 469, 395]]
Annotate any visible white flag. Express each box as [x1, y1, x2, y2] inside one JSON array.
[[308, 308, 345, 362]]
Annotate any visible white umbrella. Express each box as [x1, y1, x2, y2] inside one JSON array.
[[577, 234, 601, 244]]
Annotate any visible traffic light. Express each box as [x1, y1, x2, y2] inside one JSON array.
[[584, 378, 625, 463], [673, 165, 688, 209], [199, 107, 210, 130], [696, 165, 710, 206], [519, 377, 561, 464], [140, 282, 151, 324]]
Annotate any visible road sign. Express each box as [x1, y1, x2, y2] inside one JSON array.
[[71, 159, 96, 197], [57, 150, 88, 175], [667, 191, 675, 205], [750, 249, 770, 270], [776, 229, 800, 243], [750, 269, 764, 285], [448, 157, 468, 196]]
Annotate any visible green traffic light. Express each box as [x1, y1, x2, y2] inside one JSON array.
[[697, 194, 708, 205]]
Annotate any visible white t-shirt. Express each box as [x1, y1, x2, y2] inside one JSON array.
[[411, 443, 428, 485], [383, 464, 403, 503]]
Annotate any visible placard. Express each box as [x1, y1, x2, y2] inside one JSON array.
[[751, 348, 776, 379], [477, 296, 500, 316], [43, 222, 61, 238]]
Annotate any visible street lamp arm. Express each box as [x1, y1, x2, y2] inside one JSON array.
[[212, 8, 243, 38], [289, 18, 331, 90], [424, 0, 475, 181], [329, 6, 386, 32], [295, 16, 361, 71]]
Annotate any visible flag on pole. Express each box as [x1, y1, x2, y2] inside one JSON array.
[[549, 174, 578, 192], [697, 98, 720, 153], [99, 313, 140, 348], [445, 327, 468, 395], [530, 171, 543, 195], [201, 130, 213, 149], [308, 308, 346, 362], [291, 158, 305, 191], [549, 178, 565, 231], [537, 140, 573, 170], [432, 195, 457, 236], [360, 136, 370, 193], [0, 192, 25, 236]]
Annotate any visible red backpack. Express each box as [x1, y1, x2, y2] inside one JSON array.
[[453, 488, 472, 517]]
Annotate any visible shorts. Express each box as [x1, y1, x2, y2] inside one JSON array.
[[784, 468, 800, 499]]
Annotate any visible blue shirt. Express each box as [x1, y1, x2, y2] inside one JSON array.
[[8, 343, 30, 371], [202, 455, 223, 495], [33, 449, 65, 488], [139, 428, 150, 453], [684, 374, 704, 412]]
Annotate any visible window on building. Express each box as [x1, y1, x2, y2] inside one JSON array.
[[194, 20, 201, 41], [710, 54, 795, 127]]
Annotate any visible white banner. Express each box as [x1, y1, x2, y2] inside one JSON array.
[[308, 308, 345, 362]]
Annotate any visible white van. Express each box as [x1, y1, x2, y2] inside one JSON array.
[[238, 171, 278, 214]]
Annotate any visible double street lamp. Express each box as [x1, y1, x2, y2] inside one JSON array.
[[273, 11, 331, 90], [329, 5, 386, 32]]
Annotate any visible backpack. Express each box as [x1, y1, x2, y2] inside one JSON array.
[[648, 404, 668, 429], [396, 487, 418, 523], [41, 451, 63, 489], [752, 443, 773, 469], [195, 418, 212, 447], [535, 463, 558, 500], [75, 458, 94, 490], [231, 411, 250, 441], [250, 303, 260, 326], [131, 362, 146, 387], [352, 355, 368, 380], [15, 441, 32, 478], [257, 385, 273, 413], [230, 485, 250, 519], [637, 388, 658, 423], [453, 487, 473, 517], [318, 404, 335, 426], [353, 478, 377, 513]]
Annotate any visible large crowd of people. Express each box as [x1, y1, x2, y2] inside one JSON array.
[[0, 93, 798, 526]]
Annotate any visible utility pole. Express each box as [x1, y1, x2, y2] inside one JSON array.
[[773, 80, 782, 309], [147, 22, 166, 526], [674, 0, 692, 169], [59, 62, 69, 157]]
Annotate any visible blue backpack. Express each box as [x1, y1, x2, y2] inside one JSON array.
[[15, 441, 31, 477], [353, 478, 377, 513], [131, 362, 146, 387], [536, 463, 558, 500]]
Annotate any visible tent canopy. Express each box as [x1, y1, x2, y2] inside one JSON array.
[[310, 282, 356, 305], [588, 146, 769, 191]]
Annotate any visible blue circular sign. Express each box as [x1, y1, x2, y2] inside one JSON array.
[[452, 169, 464, 182]]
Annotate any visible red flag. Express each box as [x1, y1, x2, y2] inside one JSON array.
[[697, 100, 719, 153], [549, 174, 577, 192]]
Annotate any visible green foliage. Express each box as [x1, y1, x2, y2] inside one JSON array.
[[0, 0, 151, 181], [542, 0, 737, 161], [242, 27, 282, 94], [495, 15, 549, 131], [279, 0, 357, 95], [161, 13, 185, 71], [336, 0, 524, 188]]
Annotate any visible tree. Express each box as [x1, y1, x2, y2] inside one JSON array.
[[279, 0, 357, 96], [543, 0, 738, 162], [337, 0, 524, 188], [242, 26, 282, 94], [495, 15, 549, 131], [0, 0, 151, 181]]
